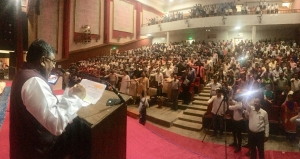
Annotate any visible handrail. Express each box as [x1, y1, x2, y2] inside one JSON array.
[[141, 9, 300, 27]]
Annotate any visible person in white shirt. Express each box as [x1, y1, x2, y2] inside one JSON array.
[[206, 76, 222, 97], [267, 4, 271, 14], [163, 64, 173, 78], [275, 3, 279, 14], [291, 74, 300, 93], [228, 97, 244, 153], [207, 88, 227, 136], [116, 70, 130, 94], [150, 69, 164, 96], [243, 98, 269, 159], [10, 39, 86, 159]]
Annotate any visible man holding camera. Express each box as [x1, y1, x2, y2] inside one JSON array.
[[207, 88, 227, 136]]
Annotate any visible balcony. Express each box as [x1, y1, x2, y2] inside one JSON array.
[[141, 11, 300, 36]]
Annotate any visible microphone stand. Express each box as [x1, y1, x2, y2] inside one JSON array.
[[100, 80, 125, 104]]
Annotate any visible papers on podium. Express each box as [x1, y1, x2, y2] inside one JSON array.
[[80, 79, 106, 105]]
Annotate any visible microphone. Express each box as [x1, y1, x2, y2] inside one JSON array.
[[99, 79, 125, 105], [60, 68, 66, 74]]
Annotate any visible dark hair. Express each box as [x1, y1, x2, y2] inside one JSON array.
[[26, 39, 55, 63]]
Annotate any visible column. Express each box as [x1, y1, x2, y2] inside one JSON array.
[[62, 0, 71, 59], [15, 0, 24, 70], [166, 32, 170, 45], [252, 26, 256, 43]]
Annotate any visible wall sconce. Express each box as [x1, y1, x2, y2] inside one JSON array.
[[222, 16, 226, 25], [257, 14, 262, 23], [185, 19, 190, 27]]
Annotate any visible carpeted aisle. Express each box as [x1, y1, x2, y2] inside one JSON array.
[[0, 87, 11, 129], [126, 116, 204, 159]]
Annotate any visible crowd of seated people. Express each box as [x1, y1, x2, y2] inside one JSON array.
[[70, 37, 299, 139]]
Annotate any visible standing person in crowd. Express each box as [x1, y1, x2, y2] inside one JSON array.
[[117, 70, 130, 94], [105, 70, 118, 88], [206, 76, 222, 97], [10, 39, 87, 159], [228, 95, 244, 153], [282, 91, 299, 142], [138, 90, 149, 125], [176, 60, 185, 76], [171, 74, 181, 110], [207, 88, 227, 137], [181, 70, 191, 104], [243, 98, 269, 159], [291, 74, 300, 94], [137, 71, 149, 101], [129, 75, 138, 104], [151, 69, 164, 97], [275, 72, 288, 96]]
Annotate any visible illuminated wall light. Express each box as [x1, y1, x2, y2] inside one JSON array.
[[235, 26, 241, 30], [147, 34, 152, 36], [169, 0, 174, 2]]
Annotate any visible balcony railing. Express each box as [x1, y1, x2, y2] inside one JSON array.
[[141, 9, 300, 27]]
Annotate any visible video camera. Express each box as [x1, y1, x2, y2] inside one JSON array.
[[217, 87, 230, 98]]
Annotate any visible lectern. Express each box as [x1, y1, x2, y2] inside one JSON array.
[[76, 90, 129, 159]]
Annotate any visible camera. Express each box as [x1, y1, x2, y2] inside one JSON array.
[[217, 87, 230, 97]]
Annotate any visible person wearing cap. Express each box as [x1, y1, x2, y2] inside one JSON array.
[[282, 91, 299, 142]]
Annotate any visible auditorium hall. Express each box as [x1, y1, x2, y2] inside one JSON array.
[[0, 0, 300, 158]]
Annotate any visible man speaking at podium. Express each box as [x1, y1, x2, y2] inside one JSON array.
[[10, 39, 86, 159]]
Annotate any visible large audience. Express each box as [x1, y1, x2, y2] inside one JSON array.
[[65, 37, 300, 148]]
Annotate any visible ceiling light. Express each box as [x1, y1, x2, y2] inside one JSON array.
[[235, 26, 241, 30], [169, 0, 174, 2], [147, 34, 152, 36]]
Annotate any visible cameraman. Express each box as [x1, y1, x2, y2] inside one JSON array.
[[207, 88, 227, 136]]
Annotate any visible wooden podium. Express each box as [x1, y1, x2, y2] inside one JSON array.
[[76, 90, 129, 159]]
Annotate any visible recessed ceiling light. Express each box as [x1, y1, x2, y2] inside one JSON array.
[[169, 0, 174, 2]]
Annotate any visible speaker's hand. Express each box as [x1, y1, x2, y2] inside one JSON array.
[[69, 84, 86, 100]]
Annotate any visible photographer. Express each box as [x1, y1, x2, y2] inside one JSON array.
[[207, 88, 227, 137]]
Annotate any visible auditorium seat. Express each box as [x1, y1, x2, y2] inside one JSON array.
[[268, 105, 281, 134], [193, 77, 200, 94]]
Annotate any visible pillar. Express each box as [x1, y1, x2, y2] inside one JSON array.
[[252, 26, 256, 43], [166, 32, 170, 45]]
